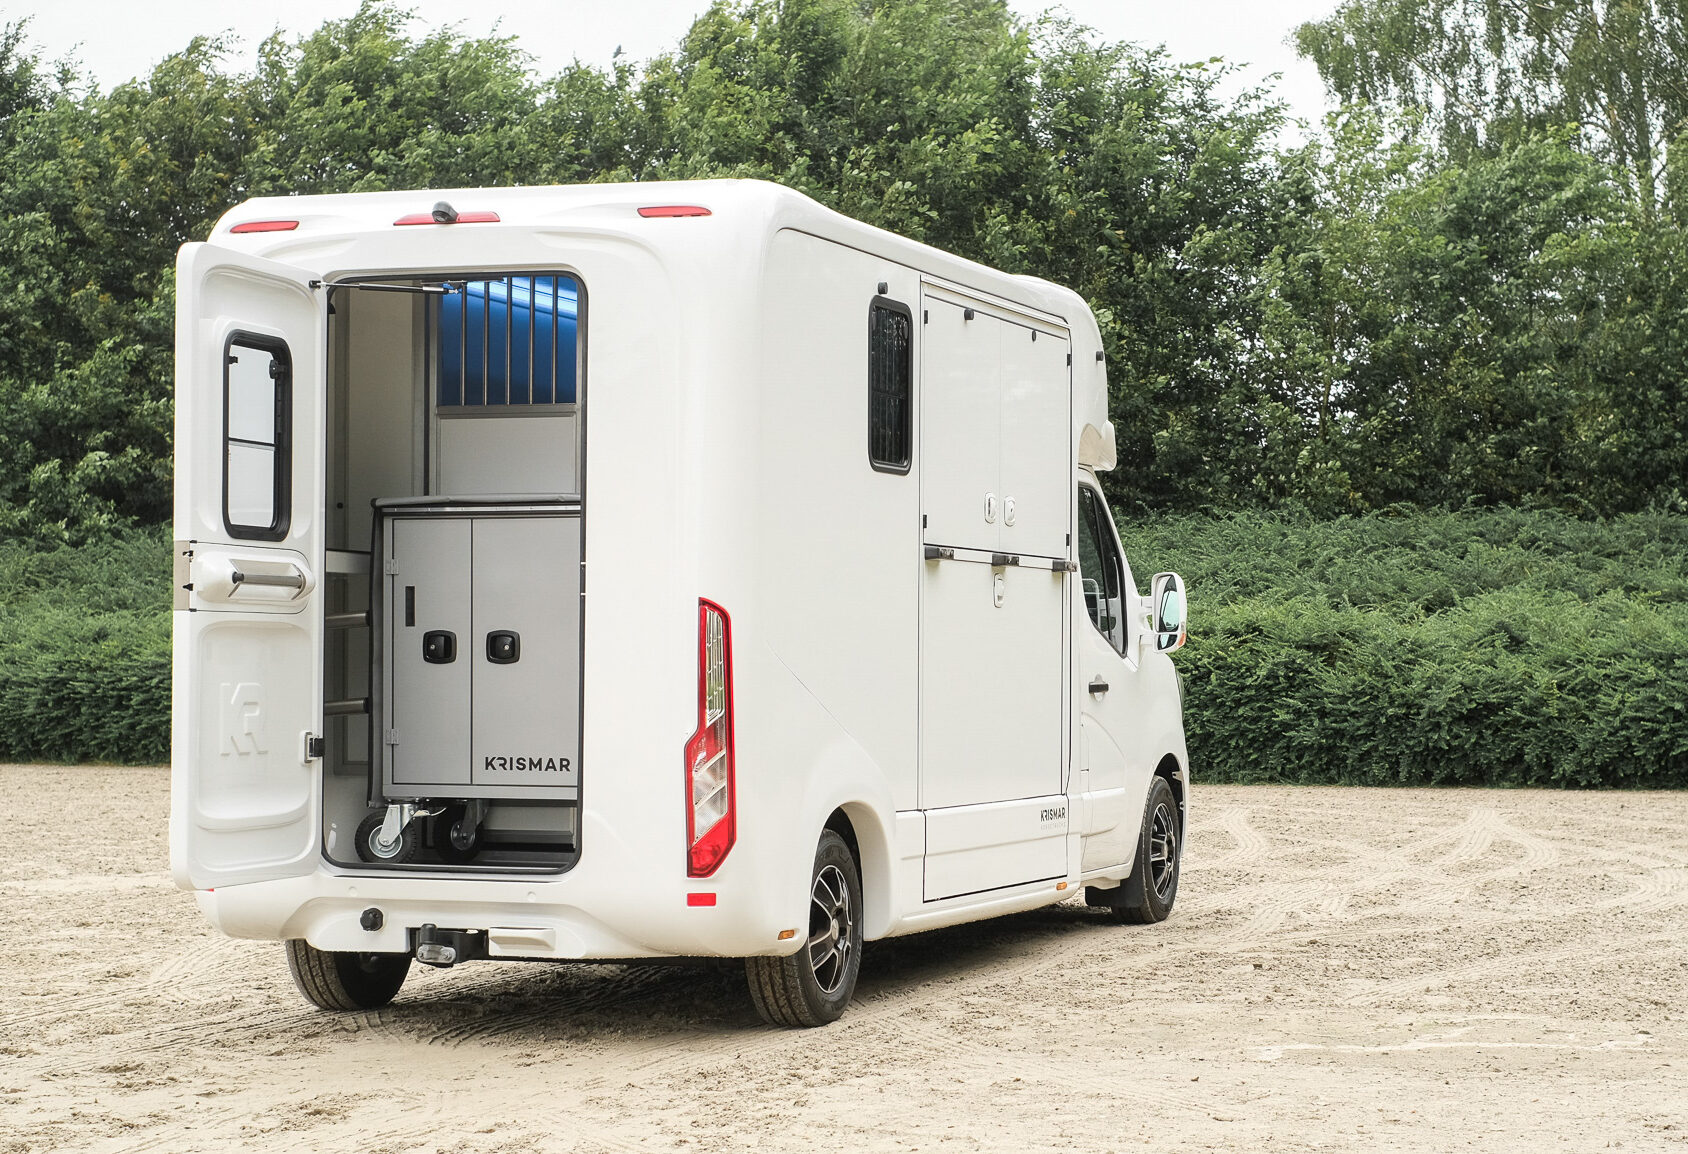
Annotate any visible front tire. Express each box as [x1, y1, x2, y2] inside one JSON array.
[[1091, 775, 1182, 924], [746, 829, 863, 1027], [284, 940, 410, 1010]]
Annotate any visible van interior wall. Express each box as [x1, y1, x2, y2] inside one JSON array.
[[323, 287, 426, 858]]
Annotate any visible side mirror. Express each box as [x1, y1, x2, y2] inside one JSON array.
[[1149, 572, 1186, 653]]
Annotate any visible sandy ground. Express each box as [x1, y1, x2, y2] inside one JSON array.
[[1, 766, 1685, 1152]]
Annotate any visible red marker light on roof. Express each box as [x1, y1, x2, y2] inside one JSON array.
[[638, 205, 712, 218], [393, 211, 501, 226], [230, 220, 299, 234]]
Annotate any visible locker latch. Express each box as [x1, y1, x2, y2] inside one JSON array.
[[423, 630, 457, 664], [486, 630, 521, 664]]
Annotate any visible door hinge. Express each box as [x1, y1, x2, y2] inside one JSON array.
[[384, 559, 401, 575], [385, 729, 400, 746], [303, 732, 325, 761]]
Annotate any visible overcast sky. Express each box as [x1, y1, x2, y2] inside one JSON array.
[[7, 1, 1339, 135]]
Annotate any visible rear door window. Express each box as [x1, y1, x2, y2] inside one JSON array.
[[224, 334, 291, 540]]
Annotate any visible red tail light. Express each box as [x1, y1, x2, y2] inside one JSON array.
[[638, 205, 712, 218], [685, 599, 735, 877], [393, 210, 501, 225], [229, 220, 299, 233]]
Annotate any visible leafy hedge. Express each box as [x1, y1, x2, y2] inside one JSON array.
[[0, 527, 170, 763], [2, 511, 1685, 783], [1126, 509, 1688, 787]]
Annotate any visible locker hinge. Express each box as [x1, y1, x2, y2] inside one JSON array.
[[384, 559, 401, 575], [385, 729, 400, 746]]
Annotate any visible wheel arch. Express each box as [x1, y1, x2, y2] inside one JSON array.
[[824, 803, 894, 941], [1155, 753, 1186, 829]]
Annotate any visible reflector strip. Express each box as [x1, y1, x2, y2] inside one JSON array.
[[394, 210, 501, 226], [687, 892, 718, 907], [229, 220, 299, 233], [638, 205, 712, 218]]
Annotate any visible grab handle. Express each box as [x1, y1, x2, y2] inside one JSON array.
[[230, 568, 306, 590]]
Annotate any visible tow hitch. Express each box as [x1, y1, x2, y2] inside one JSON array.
[[411, 923, 488, 968]]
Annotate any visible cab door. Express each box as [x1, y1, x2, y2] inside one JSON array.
[[1074, 478, 1153, 871], [171, 243, 326, 890]]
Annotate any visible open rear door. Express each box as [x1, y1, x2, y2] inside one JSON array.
[[170, 243, 326, 890]]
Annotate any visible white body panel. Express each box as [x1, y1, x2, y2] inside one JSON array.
[[172, 180, 1187, 962]]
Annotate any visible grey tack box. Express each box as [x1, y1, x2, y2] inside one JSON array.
[[380, 506, 582, 801]]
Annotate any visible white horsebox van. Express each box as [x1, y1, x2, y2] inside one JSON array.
[[171, 179, 1189, 1026]]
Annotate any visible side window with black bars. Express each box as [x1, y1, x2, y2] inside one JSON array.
[[868, 298, 912, 473], [223, 334, 291, 540]]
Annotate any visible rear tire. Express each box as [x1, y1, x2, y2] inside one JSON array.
[[284, 940, 410, 1010], [746, 829, 863, 1027], [1091, 775, 1182, 924]]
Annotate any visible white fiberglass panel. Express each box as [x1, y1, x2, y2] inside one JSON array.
[[921, 299, 1002, 554], [919, 560, 1064, 810], [997, 325, 1071, 560], [757, 229, 921, 810], [173, 242, 323, 892], [185, 618, 317, 883], [923, 795, 1068, 901]]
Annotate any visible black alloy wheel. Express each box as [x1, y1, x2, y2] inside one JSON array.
[[1089, 775, 1182, 924], [745, 829, 864, 1027]]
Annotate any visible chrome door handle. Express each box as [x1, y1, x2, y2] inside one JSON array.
[[230, 568, 306, 589], [1088, 677, 1109, 695]]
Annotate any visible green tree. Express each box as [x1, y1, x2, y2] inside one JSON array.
[[1295, 0, 1688, 217]]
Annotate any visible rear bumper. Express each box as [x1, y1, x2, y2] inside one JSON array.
[[193, 867, 796, 960]]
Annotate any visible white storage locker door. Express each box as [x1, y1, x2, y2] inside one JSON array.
[[470, 516, 581, 792], [997, 326, 1071, 560], [921, 299, 1002, 553], [387, 518, 474, 788], [919, 562, 1065, 809], [918, 561, 1067, 900]]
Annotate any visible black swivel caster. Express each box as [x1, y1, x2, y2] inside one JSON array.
[[355, 810, 419, 863], [435, 803, 483, 864]]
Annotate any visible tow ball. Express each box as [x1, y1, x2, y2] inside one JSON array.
[[412, 924, 487, 968]]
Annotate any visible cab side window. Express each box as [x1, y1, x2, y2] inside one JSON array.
[[1077, 484, 1127, 653]]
